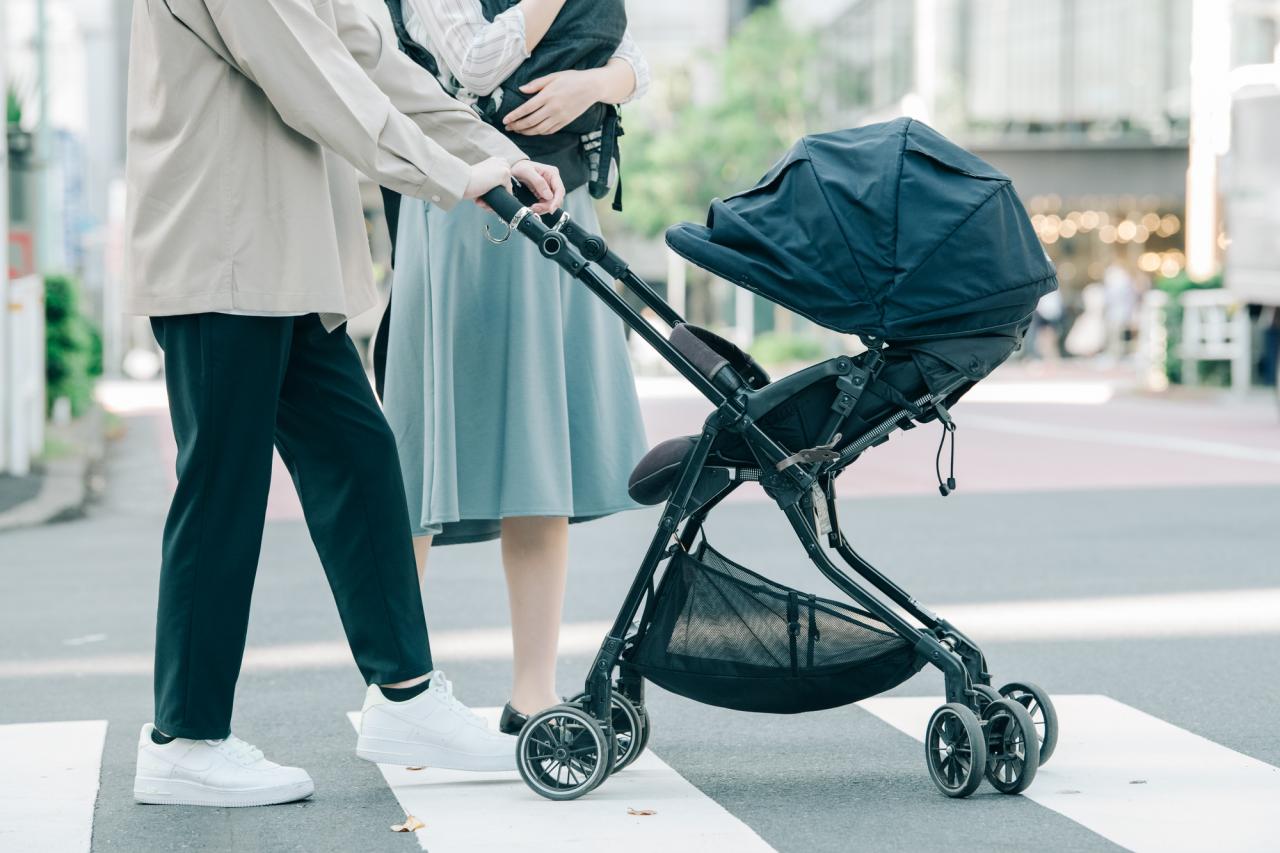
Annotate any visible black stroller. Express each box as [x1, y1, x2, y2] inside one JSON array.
[[480, 118, 1060, 801]]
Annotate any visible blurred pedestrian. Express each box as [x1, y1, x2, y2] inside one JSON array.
[[1025, 289, 1064, 360], [1103, 261, 1138, 360], [1065, 282, 1108, 358]]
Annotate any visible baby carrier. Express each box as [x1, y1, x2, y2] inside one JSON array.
[[382, 0, 627, 203], [481, 117, 1060, 800]]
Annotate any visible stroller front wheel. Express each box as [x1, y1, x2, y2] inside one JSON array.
[[981, 698, 1040, 794], [517, 705, 611, 801], [925, 703, 987, 798], [567, 689, 646, 773], [998, 681, 1058, 766]]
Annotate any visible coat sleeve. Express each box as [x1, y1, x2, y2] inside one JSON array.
[[334, 0, 528, 167], [203, 0, 496, 208]]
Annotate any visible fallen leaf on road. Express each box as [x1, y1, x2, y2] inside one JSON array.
[[405, 766, 425, 771], [627, 808, 657, 816], [391, 815, 426, 832]]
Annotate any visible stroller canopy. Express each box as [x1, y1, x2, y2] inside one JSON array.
[[665, 118, 1057, 341]]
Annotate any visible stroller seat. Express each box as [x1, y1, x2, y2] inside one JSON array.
[[629, 435, 727, 505], [630, 324, 1025, 506]]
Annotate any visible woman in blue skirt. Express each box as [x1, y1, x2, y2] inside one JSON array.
[[381, 0, 650, 731]]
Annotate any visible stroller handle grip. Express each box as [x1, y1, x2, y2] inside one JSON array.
[[480, 187, 526, 222]]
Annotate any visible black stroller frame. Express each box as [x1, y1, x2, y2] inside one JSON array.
[[481, 188, 1056, 801]]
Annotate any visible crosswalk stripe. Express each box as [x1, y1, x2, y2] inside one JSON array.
[[346, 709, 775, 853], [0, 720, 108, 853], [860, 694, 1280, 853]]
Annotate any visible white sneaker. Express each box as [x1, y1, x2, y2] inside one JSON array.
[[356, 671, 516, 772], [133, 724, 315, 807]]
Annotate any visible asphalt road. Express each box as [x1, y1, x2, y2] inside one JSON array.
[[2, 376, 1278, 853]]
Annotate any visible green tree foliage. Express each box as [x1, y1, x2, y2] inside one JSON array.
[[6, 87, 21, 125], [45, 274, 102, 417], [620, 6, 821, 238]]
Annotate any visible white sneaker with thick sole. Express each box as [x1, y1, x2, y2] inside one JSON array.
[[356, 671, 516, 772], [133, 724, 315, 807]]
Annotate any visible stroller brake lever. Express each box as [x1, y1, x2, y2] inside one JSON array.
[[775, 434, 842, 472]]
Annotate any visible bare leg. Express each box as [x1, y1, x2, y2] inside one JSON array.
[[500, 516, 569, 714], [413, 534, 434, 582]]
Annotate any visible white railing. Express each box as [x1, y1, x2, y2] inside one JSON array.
[[1179, 289, 1251, 395], [2, 275, 46, 476]]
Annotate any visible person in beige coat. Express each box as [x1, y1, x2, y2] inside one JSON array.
[[126, 0, 563, 808]]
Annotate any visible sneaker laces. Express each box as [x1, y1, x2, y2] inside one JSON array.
[[211, 735, 265, 766], [427, 671, 488, 728]]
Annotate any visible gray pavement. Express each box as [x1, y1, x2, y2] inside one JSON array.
[[2, 384, 1279, 852]]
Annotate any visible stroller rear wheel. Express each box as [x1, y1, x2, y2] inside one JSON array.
[[567, 689, 645, 773], [998, 681, 1058, 766], [632, 703, 652, 761], [516, 705, 611, 801], [925, 703, 986, 798], [981, 698, 1039, 794]]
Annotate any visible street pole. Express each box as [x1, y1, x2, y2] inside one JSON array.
[[1, 0, 11, 473], [34, 0, 59, 275], [1185, 0, 1231, 282], [911, 0, 938, 123]]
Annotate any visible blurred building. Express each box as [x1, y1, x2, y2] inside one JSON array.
[[785, 0, 1280, 302]]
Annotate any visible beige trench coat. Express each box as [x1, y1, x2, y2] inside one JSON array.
[[124, 0, 526, 329]]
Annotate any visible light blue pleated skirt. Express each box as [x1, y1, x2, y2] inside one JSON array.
[[382, 187, 648, 545]]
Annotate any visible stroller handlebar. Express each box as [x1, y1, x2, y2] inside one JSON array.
[[482, 184, 686, 329], [476, 184, 731, 408], [480, 187, 526, 222]]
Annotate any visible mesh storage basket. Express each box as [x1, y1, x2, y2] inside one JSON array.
[[626, 541, 924, 714]]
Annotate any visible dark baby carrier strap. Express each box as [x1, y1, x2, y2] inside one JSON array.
[[480, 0, 627, 199]]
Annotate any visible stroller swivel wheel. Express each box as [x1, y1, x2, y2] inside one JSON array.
[[925, 703, 987, 798], [998, 681, 1058, 766], [567, 690, 645, 773], [971, 684, 1001, 714], [981, 698, 1039, 795], [517, 705, 611, 801]]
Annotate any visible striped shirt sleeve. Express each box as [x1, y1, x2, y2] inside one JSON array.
[[612, 29, 651, 104], [404, 0, 650, 105], [404, 0, 530, 95]]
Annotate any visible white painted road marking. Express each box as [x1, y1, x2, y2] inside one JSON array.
[[861, 694, 1280, 853], [6, 586, 1279, 680], [347, 709, 775, 853], [965, 413, 1280, 465], [0, 720, 108, 853], [941, 586, 1280, 642]]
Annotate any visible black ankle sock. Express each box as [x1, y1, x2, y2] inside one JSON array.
[[381, 680, 431, 702], [151, 727, 177, 745]]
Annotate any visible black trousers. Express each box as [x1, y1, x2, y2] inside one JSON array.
[[150, 313, 432, 739]]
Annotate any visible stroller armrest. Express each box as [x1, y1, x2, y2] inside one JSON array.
[[670, 324, 771, 393]]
